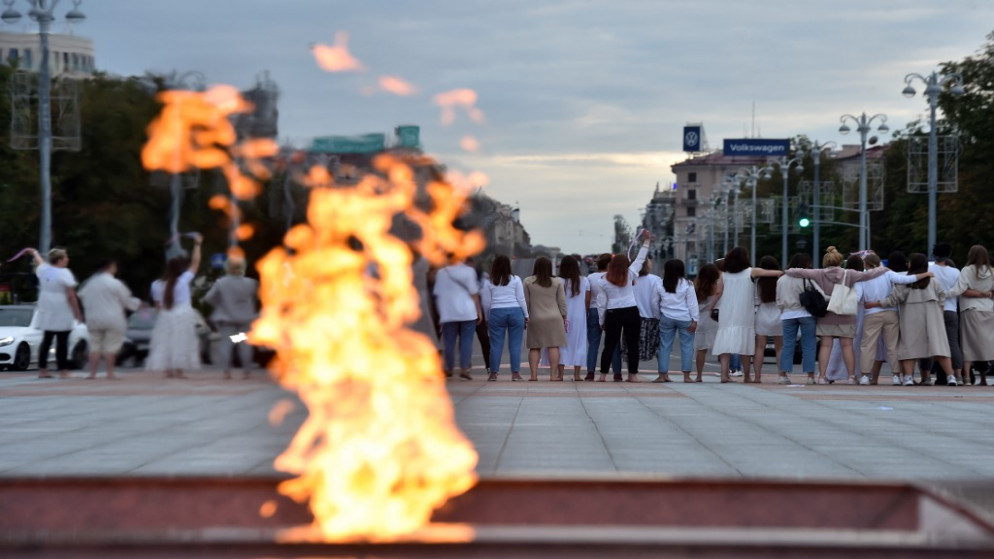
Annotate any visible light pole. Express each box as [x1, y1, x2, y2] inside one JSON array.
[[809, 141, 836, 263], [735, 164, 774, 264], [775, 153, 804, 266], [1, 0, 85, 256], [839, 113, 888, 251], [902, 70, 965, 254]]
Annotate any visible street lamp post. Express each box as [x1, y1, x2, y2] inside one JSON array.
[[839, 113, 888, 251], [902, 70, 965, 254], [2, 0, 84, 256], [809, 141, 836, 262], [735, 164, 774, 264], [775, 153, 804, 266]]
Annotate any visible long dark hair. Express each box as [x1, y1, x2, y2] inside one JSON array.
[[558, 255, 582, 297], [887, 251, 908, 273], [662, 259, 686, 293], [162, 256, 189, 310], [723, 247, 750, 274], [695, 263, 720, 302], [788, 252, 813, 270], [845, 254, 864, 271], [756, 255, 780, 303], [605, 254, 632, 287], [532, 257, 554, 288], [490, 255, 512, 287], [908, 252, 930, 289]]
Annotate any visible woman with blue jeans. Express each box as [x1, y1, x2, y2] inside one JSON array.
[[481, 255, 529, 381], [433, 259, 483, 380], [775, 253, 824, 384], [654, 259, 699, 383]]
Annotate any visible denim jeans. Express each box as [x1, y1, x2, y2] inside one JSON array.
[[781, 316, 817, 373], [729, 353, 742, 371], [442, 320, 476, 371], [658, 315, 695, 372], [586, 307, 621, 373], [488, 307, 525, 374]]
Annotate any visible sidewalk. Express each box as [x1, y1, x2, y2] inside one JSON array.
[[1, 366, 993, 483]]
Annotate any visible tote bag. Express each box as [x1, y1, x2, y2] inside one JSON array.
[[826, 269, 858, 316]]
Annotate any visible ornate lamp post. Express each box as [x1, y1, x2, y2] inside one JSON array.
[[902, 70, 965, 254], [774, 153, 804, 266], [735, 164, 774, 264], [1, 0, 85, 255], [809, 141, 836, 262], [839, 113, 888, 251]]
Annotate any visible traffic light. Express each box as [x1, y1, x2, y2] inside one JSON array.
[[797, 202, 811, 228]]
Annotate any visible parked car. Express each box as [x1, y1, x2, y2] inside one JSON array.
[[0, 304, 89, 371], [117, 307, 214, 367]]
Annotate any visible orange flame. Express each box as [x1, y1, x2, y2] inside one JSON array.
[[378, 75, 417, 96], [251, 153, 481, 540], [432, 88, 486, 126], [312, 31, 365, 73]]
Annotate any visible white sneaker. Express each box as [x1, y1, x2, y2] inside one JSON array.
[[903, 376, 915, 386], [730, 369, 743, 377], [947, 375, 958, 386], [859, 375, 870, 386], [892, 375, 902, 386]]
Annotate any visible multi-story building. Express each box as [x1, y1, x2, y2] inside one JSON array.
[[0, 31, 95, 77]]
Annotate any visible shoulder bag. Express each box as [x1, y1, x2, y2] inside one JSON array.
[[798, 279, 828, 317], [826, 270, 859, 316]]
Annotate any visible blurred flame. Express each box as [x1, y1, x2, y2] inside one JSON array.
[[269, 399, 297, 426], [259, 500, 278, 518], [251, 152, 481, 540], [459, 135, 480, 153], [378, 75, 417, 96], [312, 31, 365, 73], [432, 89, 485, 126]]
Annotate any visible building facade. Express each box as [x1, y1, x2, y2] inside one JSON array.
[[0, 31, 94, 77]]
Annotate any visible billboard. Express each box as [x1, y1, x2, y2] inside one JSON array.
[[310, 133, 386, 154], [723, 138, 789, 157], [683, 126, 702, 152]]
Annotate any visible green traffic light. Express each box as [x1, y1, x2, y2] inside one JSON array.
[[798, 218, 811, 228]]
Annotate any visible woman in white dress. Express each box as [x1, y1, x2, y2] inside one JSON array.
[[711, 247, 782, 383], [751, 255, 783, 384], [147, 235, 202, 378], [693, 263, 721, 383], [30, 248, 83, 379], [557, 255, 590, 381]]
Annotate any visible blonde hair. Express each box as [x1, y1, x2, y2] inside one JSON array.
[[47, 248, 67, 265], [226, 257, 246, 276], [822, 246, 844, 268]]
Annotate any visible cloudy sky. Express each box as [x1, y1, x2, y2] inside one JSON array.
[[30, 0, 994, 254]]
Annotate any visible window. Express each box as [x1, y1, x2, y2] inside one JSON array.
[[71, 53, 79, 70], [23, 49, 32, 69], [688, 172, 697, 183], [8, 48, 18, 63], [62, 52, 69, 70], [687, 189, 696, 200], [687, 207, 696, 217]]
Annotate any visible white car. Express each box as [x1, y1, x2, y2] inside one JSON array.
[[0, 305, 89, 371]]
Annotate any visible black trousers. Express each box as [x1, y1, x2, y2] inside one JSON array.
[[476, 317, 491, 371], [39, 330, 70, 371], [601, 306, 641, 375]]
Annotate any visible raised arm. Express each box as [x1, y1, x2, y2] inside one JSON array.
[[188, 233, 203, 274], [628, 229, 651, 274]]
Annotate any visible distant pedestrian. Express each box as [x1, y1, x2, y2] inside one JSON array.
[[433, 258, 483, 380], [557, 255, 590, 381], [30, 248, 83, 379], [596, 229, 651, 382], [585, 253, 621, 381], [481, 255, 528, 381], [77, 258, 141, 380], [776, 253, 824, 385], [624, 258, 662, 374], [654, 258, 698, 383], [147, 234, 203, 379], [751, 255, 783, 384], [524, 257, 567, 381], [693, 263, 721, 382], [947, 244, 994, 385], [468, 257, 492, 373], [203, 256, 259, 380]]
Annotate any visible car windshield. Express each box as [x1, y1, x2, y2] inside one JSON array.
[[128, 308, 157, 329], [0, 308, 34, 327]]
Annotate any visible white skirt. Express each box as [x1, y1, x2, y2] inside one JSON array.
[[146, 303, 201, 371]]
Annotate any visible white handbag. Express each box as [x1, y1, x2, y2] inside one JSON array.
[[826, 269, 858, 316]]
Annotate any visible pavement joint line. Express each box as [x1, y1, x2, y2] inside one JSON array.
[[490, 395, 525, 475], [577, 390, 620, 473]]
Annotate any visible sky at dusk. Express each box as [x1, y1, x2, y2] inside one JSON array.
[[16, 0, 994, 254]]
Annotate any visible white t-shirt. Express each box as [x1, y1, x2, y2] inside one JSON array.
[[432, 264, 480, 323], [151, 270, 195, 307], [480, 276, 528, 319], [656, 278, 700, 323], [856, 269, 920, 315], [929, 262, 961, 313], [633, 274, 662, 319], [35, 263, 77, 331]]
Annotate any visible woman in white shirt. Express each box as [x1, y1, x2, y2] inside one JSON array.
[[653, 259, 699, 383], [30, 248, 83, 379], [627, 259, 662, 376], [481, 255, 528, 382], [596, 229, 650, 382], [147, 235, 202, 379]]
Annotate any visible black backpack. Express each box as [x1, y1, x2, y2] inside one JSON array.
[[798, 278, 828, 317]]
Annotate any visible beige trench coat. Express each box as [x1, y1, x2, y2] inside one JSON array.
[[879, 282, 950, 359]]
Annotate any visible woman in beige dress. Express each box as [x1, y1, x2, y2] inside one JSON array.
[[524, 257, 567, 381], [946, 245, 994, 385], [866, 253, 956, 385]]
